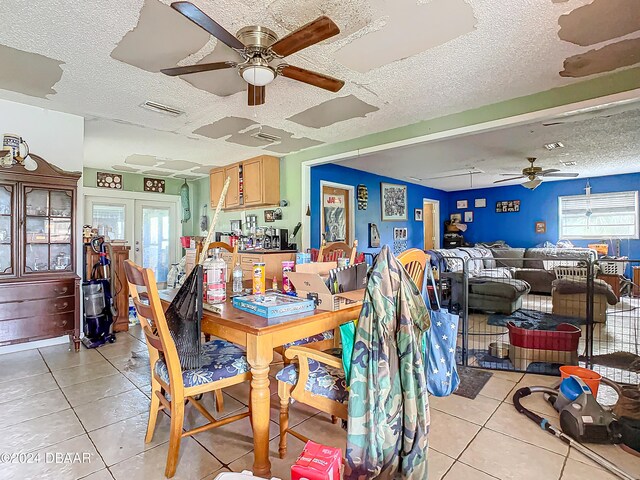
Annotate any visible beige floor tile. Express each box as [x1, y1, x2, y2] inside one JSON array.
[[0, 434, 105, 480], [229, 435, 306, 480], [51, 360, 119, 388], [201, 467, 231, 480], [0, 349, 49, 382], [121, 365, 152, 389], [183, 391, 247, 425], [109, 437, 222, 480], [429, 393, 500, 426], [484, 402, 567, 456], [98, 336, 148, 360], [192, 416, 279, 465], [561, 458, 618, 480], [459, 428, 564, 480], [429, 409, 481, 459], [428, 449, 456, 480], [444, 461, 497, 479], [128, 324, 145, 341], [269, 395, 323, 428], [0, 372, 59, 403], [74, 388, 150, 432], [224, 378, 277, 405], [0, 388, 69, 428], [61, 373, 137, 407], [291, 413, 347, 451], [107, 350, 150, 372], [80, 469, 115, 480], [480, 368, 524, 383], [479, 376, 517, 401], [568, 444, 640, 476], [39, 343, 105, 371], [89, 411, 171, 466], [503, 374, 561, 418], [0, 408, 84, 453]]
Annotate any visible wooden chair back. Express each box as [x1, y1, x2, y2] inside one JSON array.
[[318, 239, 358, 264], [124, 260, 184, 392], [197, 241, 238, 281], [397, 249, 429, 291]]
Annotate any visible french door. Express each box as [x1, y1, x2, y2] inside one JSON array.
[[84, 192, 179, 285]]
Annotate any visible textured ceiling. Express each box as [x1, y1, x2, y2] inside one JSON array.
[[0, 0, 638, 179], [337, 102, 640, 191]]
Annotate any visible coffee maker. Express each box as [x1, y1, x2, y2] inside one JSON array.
[[272, 228, 289, 250]]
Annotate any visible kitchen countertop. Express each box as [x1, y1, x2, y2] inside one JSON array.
[[237, 249, 298, 254]]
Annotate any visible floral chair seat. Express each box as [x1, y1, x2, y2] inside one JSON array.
[[154, 340, 250, 388], [276, 358, 348, 404], [282, 330, 334, 349]]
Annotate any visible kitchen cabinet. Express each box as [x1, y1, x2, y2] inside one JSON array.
[[209, 155, 280, 210]]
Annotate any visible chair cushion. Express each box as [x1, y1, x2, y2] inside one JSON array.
[[276, 358, 348, 404], [282, 330, 334, 349], [154, 340, 250, 388]]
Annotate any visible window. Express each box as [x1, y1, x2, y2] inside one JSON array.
[[92, 203, 126, 241], [558, 191, 639, 240]]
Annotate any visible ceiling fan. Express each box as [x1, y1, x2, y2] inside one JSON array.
[[494, 157, 579, 190], [160, 1, 345, 106]]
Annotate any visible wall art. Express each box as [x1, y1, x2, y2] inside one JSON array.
[[96, 172, 122, 189], [144, 177, 165, 193], [495, 200, 520, 213], [380, 183, 407, 221]]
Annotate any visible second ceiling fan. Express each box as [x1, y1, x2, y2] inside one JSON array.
[[161, 1, 345, 106], [494, 157, 579, 190]]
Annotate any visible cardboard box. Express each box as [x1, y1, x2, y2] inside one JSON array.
[[291, 441, 342, 480], [286, 262, 364, 312]]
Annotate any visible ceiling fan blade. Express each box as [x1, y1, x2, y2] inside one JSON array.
[[161, 61, 235, 76], [248, 84, 265, 106], [543, 172, 580, 178], [171, 2, 244, 50], [500, 173, 525, 176], [494, 176, 526, 184], [279, 65, 344, 92], [271, 16, 340, 57], [538, 168, 560, 175]]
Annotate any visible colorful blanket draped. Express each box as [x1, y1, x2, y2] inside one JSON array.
[[344, 245, 431, 480]]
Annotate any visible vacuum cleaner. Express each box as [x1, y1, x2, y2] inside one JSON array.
[[81, 236, 117, 348], [513, 375, 638, 480]]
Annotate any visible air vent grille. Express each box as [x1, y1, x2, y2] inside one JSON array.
[[141, 101, 184, 116]]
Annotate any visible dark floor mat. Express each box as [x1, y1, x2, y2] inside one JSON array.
[[488, 308, 586, 330], [591, 352, 640, 372], [453, 366, 492, 400], [471, 349, 562, 375]]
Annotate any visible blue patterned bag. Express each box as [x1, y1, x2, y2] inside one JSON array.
[[424, 271, 460, 396]]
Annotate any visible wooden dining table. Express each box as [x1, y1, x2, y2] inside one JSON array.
[[159, 288, 361, 477]]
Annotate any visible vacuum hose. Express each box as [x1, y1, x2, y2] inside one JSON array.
[[513, 387, 638, 480]]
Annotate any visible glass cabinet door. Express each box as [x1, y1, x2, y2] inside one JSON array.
[[0, 183, 14, 275], [24, 187, 74, 274]]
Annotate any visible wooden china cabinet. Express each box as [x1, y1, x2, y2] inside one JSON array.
[[0, 154, 82, 350]]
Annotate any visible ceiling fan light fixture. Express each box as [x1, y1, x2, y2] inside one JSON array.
[[241, 62, 276, 87], [522, 177, 542, 190]]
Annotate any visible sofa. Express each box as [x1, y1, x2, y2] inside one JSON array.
[[551, 277, 618, 323]]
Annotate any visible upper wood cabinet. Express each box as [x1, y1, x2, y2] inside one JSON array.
[[210, 155, 280, 210]]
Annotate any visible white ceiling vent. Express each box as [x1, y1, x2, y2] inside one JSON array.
[[250, 131, 281, 143], [141, 101, 184, 116], [544, 141, 565, 150]]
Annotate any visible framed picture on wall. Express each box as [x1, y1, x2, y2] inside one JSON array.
[[380, 183, 407, 221], [475, 198, 486, 208], [414, 208, 423, 221], [464, 211, 474, 223], [535, 221, 546, 233], [456, 200, 468, 209], [450, 213, 462, 223]]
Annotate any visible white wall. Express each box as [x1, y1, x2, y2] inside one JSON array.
[[0, 98, 85, 353]]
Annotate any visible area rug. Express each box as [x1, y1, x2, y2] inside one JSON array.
[[591, 352, 640, 372], [488, 308, 586, 330], [453, 366, 492, 399]]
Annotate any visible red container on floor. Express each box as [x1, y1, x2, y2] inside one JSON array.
[[291, 441, 341, 480], [507, 321, 581, 351]]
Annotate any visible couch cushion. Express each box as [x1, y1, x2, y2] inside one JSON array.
[[469, 277, 530, 300], [276, 358, 348, 404], [490, 248, 525, 268]]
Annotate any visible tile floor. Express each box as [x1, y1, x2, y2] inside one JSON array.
[[1, 325, 638, 480]]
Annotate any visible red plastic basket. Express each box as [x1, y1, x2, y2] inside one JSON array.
[[507, 321, 581, 352]]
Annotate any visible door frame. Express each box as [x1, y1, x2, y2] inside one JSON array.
[[133, 199, 179, 280], [319, 181, 355, 246], [423, 198, 441, 250], [83, 187, 181, 267]]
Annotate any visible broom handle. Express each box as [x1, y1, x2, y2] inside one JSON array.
[[198, 177, 231, 265]]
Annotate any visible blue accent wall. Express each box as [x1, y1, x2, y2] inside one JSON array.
[[447, 172, 640, 259], [310, 164, 449, 253]]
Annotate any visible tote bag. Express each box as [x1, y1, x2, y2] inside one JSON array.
[[424, 271, 460, 396]]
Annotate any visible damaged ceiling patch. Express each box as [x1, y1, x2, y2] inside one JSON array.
[[193, 117, 258, 139], [157, 159, 202, 171], [111, 164, 140, 172], [125, 154, 159, 166], [190, 165, 215, 174], [181, 43, 246, 97], [334, 0, 476, 73], [0, 44, 64, 98], [225, 125, 323, 153], [287, 95, 379, 128], [558, 0, 640, 47], [560, 38, 640, 77], [173, 174, 201, 181], [110, 0, 210, 73], [142, 170, 174, 177]]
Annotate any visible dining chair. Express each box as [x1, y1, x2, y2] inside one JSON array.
[[318, 239, 358, 265], [124, 260, 251, 478], [199, 241, 239, 282], [397, 248, 429, 292]]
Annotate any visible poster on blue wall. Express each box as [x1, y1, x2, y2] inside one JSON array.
[[381, 183, 407, 221]]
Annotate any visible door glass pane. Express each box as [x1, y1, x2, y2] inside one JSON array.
[[50, 190, 72, 217], [25, 189, 49, 216], [142, 206, 170, 283], [92, 203, 126, 241], [50, 218, 71, 243], [50, 244, 72, 271], [0, 245, 11, 273], [0, 216, 10, 243], [0, 185, 11, 215], [26, 217, 48, 243], [25, 244, 49, 272]]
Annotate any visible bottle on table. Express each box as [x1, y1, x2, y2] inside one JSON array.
[[205, 248, 227, 304], [232, 262, 243, 293]]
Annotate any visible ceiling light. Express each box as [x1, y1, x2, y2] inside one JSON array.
[[240, 58, 275, 87], [141, 101, 184, 116], [522, 177, 542, 190], [544, 141, 565, 150]]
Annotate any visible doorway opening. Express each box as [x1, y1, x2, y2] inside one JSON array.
[[423, 198, 440, 250], [319, 181, 355, 246]]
